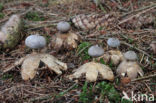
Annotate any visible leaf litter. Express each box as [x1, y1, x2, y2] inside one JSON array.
[[0, 0, 156, 102]]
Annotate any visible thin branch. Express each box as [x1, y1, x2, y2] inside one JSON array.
[[30, 82, 78, 102], [132, 73, 156, 82], [118, 4, 156, 25]]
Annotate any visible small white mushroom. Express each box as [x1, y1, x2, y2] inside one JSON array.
[[68, 62, 114, 82], [107, 38, 120, 48], [117, 61, 144, 80], [124, 51, 137, 61], [88, 45, 104, 57], [25, 34, 46, 49], [57, 21, 71, 33]]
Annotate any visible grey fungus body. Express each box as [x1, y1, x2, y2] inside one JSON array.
[[57, 21, 71, 33], [124, 51, 137, 61], [107, 38, 120, 48], [25, 34, 46, 49], [88, 45, 104, 57]]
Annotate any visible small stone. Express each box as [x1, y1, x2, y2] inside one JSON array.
[[25, 34, 46, 49], [57, 21, 71, 33], [88, 45, 104, 57], [124, 51, 137, 60], [107, 38, 120, 47]]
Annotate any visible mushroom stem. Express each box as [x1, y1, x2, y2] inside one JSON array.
[[93, 58, 96, 61]]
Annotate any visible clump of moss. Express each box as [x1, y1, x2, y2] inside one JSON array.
[[77, 42, 91, 61], [79, 81, 121, 103], [0, 3, 4, 18], [25, 11, 45, 21]]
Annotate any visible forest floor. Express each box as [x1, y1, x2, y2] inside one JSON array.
[[0, 0, 156, 103]]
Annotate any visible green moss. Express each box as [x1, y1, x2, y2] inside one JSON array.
[[77, 42, 91, 61], [25, 11, 45, 21], [2, 73, 13, 80], [100, 58, 106, 64], [79, 81, 121, 103], [0, 3, 3, 11], [79, 82, 94, 103], [0, 13, 4, 18], [96, 81, 121, 102], [0, 3, 4, 18], [121, 99, 133, 103]]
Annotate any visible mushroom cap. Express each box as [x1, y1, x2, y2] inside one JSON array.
[[124, 51, 137, 60], [107, 38, 120, 47], [57, 21, 71, 33], [88, 45, 104, 57], [25, 34, 46, 49]]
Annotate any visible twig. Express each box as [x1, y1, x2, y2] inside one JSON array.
[[27, 23, 56, 31], [143, 82, 152, 93], [130, 0, 134, 11], [110, 0, 128, 12], [132, 73, 156, 82], [0, 7, 33, 24], [26, 18, 66, 31], [121, 41, 156, 61], [30, 82, 78, 102], [118, 5, 156, 25], [56, 82, 78, 97], [121, 3, 156, 18], [2, 57, 25, 73], [29, 95, 53, 102], [19, 7, 33, 17]]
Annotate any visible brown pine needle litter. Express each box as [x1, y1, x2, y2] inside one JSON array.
[[0, 0, 156, 102]]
